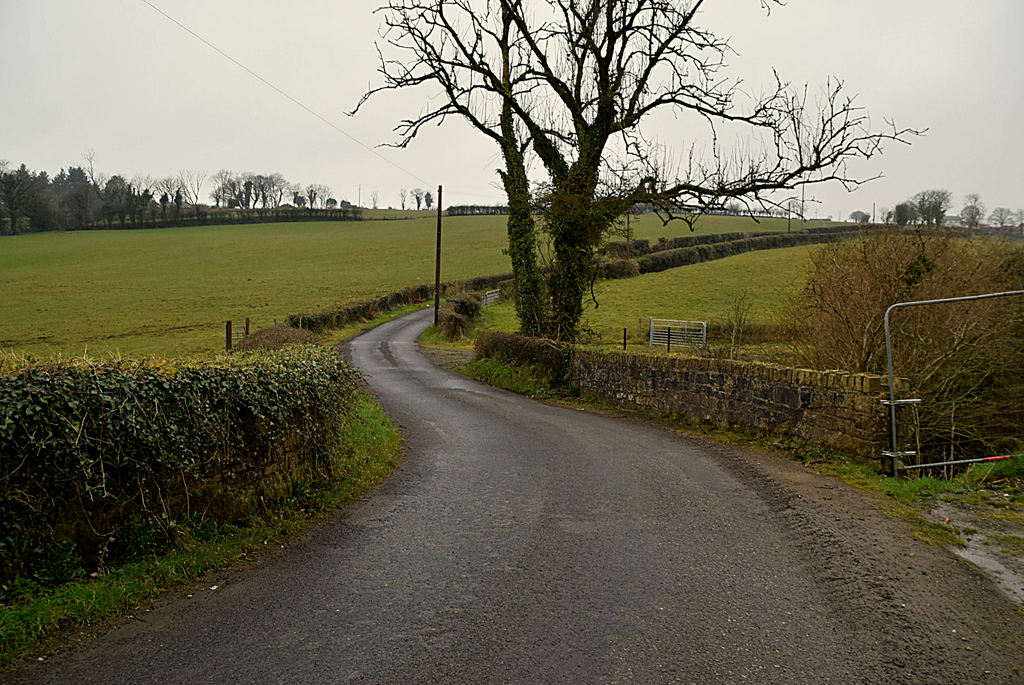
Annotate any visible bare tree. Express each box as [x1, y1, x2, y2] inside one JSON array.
[[267, 173, 289, 208], [411, 187, 425, 210], [177, 169, 207, 207], [81, 149, 108, 191], [154, 176, 180, 204], [209, 169, 233, 207], [317, 184, 333, 209], [990, 207, 1015, 227], [398, 188, 408, 210], [960, 193, 984, 229], [363, 0, 916, 340], [369, 190, 379, 209], [305, 184, 320, 209]]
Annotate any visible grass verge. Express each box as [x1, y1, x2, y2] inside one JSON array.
[[0, 391, 402, 669], [457, 358, 563, 399]]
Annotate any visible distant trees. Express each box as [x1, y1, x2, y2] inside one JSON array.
[[884, 190, 952, 228], [886, 202, 917, 227], [0, 158, 363, 234], [424, 190, 433, 209], [411, 187, 425, 210], [849, 210, 871, 224], [911, 189, 952, 227], [960, 193, 984, 228], [990, 207, 1015, 227]]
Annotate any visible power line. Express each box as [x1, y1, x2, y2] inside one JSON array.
[[139, 0, 433, 187]]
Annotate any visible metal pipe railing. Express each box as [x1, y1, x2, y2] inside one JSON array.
[[883, 289, 1024, 475]]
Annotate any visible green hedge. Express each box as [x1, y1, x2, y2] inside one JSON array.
[[636, 231, 857, 274], [474, 331, 574, 383], [0, 347, 359, 587], [287, 273, 513, 333]]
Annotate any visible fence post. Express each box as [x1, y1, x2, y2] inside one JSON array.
[[667, 326, 672, 353], [245, 317, 250, 336], [623, 328, 627, 351], [226, 320, 232, 352]]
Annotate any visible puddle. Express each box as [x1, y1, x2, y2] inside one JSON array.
[[931, 502, 1024, 606]]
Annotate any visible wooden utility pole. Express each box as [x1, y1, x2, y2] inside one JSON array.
[[433, 185, 443, 326]]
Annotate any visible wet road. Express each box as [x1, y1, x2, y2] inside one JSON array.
[[9, 308, 994, 682]]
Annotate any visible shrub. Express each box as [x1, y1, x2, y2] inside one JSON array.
[[233, 326, 317, 351], [781, 228, 1024, 460], [594, 258, 640, 280], [0, 348, 359, 586], [437, 293, 483, 340], [474, 331, 573, 383]]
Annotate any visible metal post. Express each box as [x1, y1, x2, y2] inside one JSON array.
[[666, 326, 671, 353], [225, 320, 232, 352], [623, 328, 627, 351], [883, 289, 1024, 476], [433, 185, 443, 326]]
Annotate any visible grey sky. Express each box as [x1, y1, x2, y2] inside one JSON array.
[[2, 0, 1021, 220]]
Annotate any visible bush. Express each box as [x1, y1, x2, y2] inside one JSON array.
[[437, 293, 483, 340], [233, 326, 317, 351], [781, 228, 1024, 460], [0, 348, 359, 586], [594, 258, 640, 280], [474, 331, 573, 383]]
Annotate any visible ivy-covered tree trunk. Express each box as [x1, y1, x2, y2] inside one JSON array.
[[498, 8, 546, 337], [500, 163, 546, 336], [541, 145, 609, 343]]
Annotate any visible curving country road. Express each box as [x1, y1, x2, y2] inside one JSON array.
[[9, 308, 1024, 683]]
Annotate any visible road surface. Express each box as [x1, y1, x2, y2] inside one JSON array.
[[9, 308, 1023, 683]]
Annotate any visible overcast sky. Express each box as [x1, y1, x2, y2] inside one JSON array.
[[2, 0, 1022, 220]]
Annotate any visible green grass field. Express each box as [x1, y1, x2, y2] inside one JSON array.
[[0, 213, 823, 358], [580, 244, 813, 343]]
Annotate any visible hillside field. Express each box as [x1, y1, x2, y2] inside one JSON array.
[[582, 244, 813, 342], [0, 213, 819, 358]]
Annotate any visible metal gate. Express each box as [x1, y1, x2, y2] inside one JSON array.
[[882, 289, 1024, 475], [649, 318, 706, 349]]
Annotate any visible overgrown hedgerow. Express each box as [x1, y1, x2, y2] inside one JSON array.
[[0, 347, 359, 588], [474, 330, 574, 383], [437, 293, 484, 340]]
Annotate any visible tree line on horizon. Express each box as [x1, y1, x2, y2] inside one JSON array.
[[855, 190, 1024, 230], [0, 159, 364, 235]]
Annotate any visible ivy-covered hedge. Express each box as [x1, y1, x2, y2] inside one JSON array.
[[0, 348, 359, 587], [287, 273, 513, 333]]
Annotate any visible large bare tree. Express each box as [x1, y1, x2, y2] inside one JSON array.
[[361, 0, 915, 341]]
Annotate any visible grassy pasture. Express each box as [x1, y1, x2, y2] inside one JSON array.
[[579, 244, 814, 343], [0, 213, 817, 358]]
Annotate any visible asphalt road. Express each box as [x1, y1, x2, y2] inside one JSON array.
[[10, 308, 1023, 683]]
